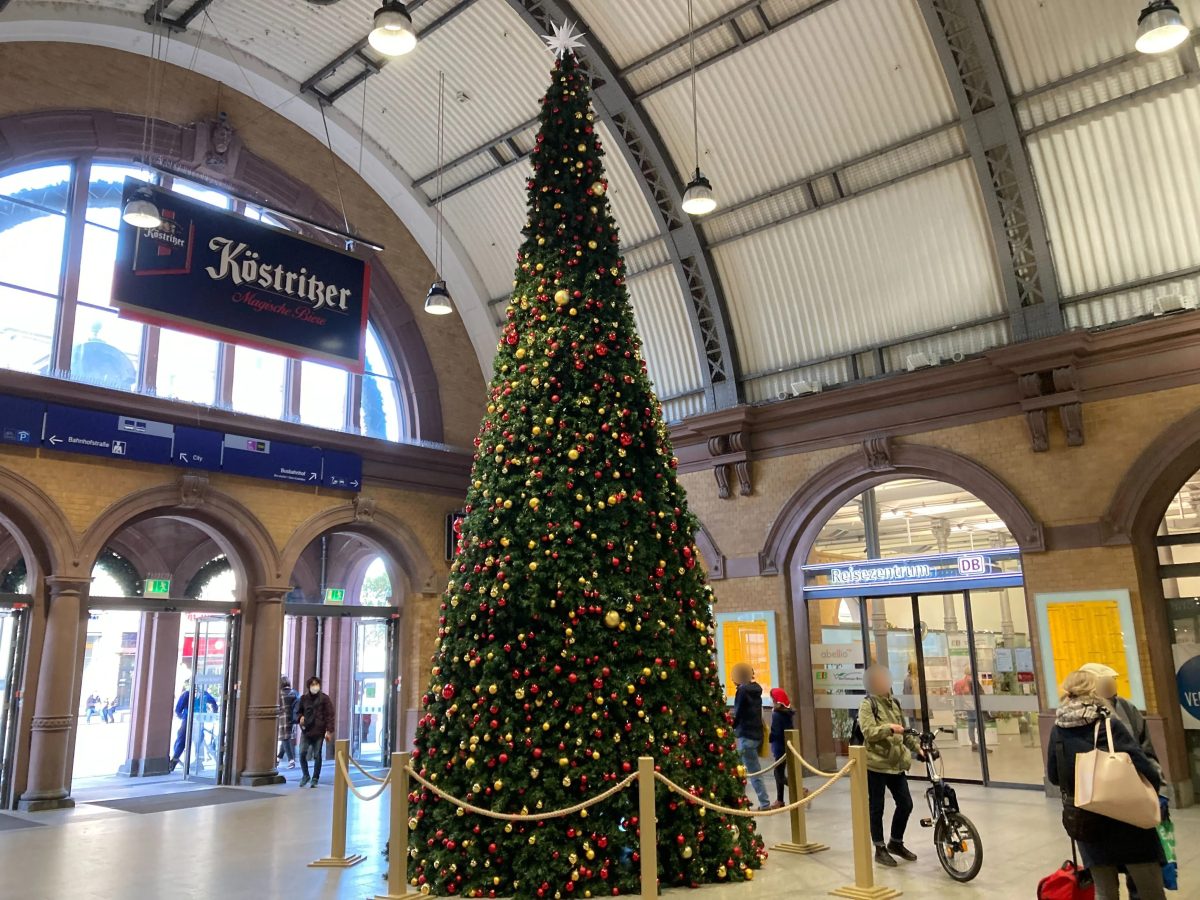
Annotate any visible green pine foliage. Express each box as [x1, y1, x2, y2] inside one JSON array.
[[410, 50, 765, 899]]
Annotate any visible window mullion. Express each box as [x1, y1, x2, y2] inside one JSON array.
[[54, 156, 92, 373], [142, 326, 160, 395], [349, 370, 363, 433], [217, 343, 235, 407], [286, 358, 302, 421]]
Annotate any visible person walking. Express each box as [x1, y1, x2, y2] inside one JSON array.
[[85, 694, 99, 723], [277, 676, 298, 769], [730, 662, 770, 811], [953, 666, 989, 751], [296, 676, 334, 788], [859, 664, 923, 867], [767, 687, 795, 810], [168, 682, 217, 773], [1047, 669, 1166, 900]]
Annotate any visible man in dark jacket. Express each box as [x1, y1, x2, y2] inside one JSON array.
[[168, 682, 218, 772], [730, 662, 769, 810], [296, 676, 335, 788]]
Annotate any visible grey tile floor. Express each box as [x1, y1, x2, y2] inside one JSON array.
[[0, 773, 1195, 899]]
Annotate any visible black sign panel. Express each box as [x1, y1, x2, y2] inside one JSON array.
[[43, 405, 174, 463], [322, 450, 362, 491], [112, 180, 370, 371], [446, 510, 466, 561], [173, 425, 223, 472], [222, 433, 322, 484]]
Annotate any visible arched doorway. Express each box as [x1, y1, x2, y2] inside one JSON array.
[[792, 477, 1043, 787]]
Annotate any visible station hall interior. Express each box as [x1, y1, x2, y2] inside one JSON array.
[[4, 0, 1200, 898]]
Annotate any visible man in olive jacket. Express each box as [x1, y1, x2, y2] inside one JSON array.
[[859, 664, 923, 867]]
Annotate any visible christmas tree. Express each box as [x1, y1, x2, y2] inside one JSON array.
[[410, 25, 765, 898]]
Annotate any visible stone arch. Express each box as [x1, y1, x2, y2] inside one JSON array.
[[762, 440, 1045, 573], [0, 463, 77, 579], [0, 107, 444, 443], [76, 479, 279, 590], [280, 501, 439, 602], [1104, 405, 1200, 542], [693, 522, 726, 580]]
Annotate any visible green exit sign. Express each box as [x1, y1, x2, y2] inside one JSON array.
[[144, 579, 171, 597], [324, 588, 346, 605]]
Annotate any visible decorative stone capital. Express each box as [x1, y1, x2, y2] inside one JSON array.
[[353, 495, 377, 522], [44, 576, 91, 599], [31, 716, 74, 733], [252, 585, 292, 603], [861, 436, 893, 472], [179, 474, 210, 508], [248, 705, 281, 721]]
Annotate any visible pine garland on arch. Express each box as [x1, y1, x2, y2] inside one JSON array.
[[409, 37, 766, 899]]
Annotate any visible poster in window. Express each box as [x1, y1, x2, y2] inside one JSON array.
[[715, 611, 778, 707]]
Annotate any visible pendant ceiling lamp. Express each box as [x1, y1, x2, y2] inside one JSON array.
[[425, 71, 454, 316], [1136, 1, 1191, 53], [681, 0, 717, 216], [123, 13, 165, 230], [369, 1, 418, 56]]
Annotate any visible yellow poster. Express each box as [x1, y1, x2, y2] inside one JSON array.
[[718, 616, 774, 703], [1045, 599, 1130, 698]]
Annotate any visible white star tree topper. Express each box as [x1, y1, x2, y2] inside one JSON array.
[[542, 19, 586, 59]]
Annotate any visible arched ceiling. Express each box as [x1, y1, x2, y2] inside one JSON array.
[[5, 0, 1200, 423]]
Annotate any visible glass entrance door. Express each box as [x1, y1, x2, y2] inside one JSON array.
[[0, 605, 28, 808], [350, 618, 390, 766], [179, 614, 238, 784]]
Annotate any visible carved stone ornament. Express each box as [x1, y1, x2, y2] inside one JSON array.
[[248, 705, 282, 721], [184, 111, 243, 176], [707, 431, 752, 498], [179, 474, 209, 508], [1026, 410, 1050, 453], [861, 436, 893, 473], [1016, 364, 1084, 452], [713, 464, 732, 500], [353, 495, 377, 523], [31, 716, 74, 732]]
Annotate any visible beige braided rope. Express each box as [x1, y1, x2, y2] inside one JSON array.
[[337, 753, 393, 802], [652, 757, 854, 819], [743, 755, 787, 778], [786, 741, 843, 778], [347, 753, 388, 783], [406, 765, 637, 822]]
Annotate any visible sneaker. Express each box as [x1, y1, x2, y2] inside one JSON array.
[[874, 845, 898, 868], [299, 775, 310, 787], [311, 777, 319, 788], [887, 841, 917, 862], [288, 761, 296, 769], [756, 803, 772, 812]]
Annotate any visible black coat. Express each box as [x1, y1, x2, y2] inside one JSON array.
[[769, 706, 795, 759], [731, 682, 764, 742], [295, 691, 335, 740], [1046, 714, 1163, 868]]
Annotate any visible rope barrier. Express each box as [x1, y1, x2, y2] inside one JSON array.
[[743, 754, 787, 778], [786, 741, 844, 778], [406, 765, 638, 822], [652, 757, 854, 819], [336, 753, 393, 802], [346, 753, 389, 784]]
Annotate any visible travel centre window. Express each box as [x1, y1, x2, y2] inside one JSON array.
[[0, 160, 405, 442]]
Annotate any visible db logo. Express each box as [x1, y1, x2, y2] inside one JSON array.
[[957, 555, 986, 575]]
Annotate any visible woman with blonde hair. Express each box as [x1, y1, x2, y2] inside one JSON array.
[[1046, 669, 1165, 900]]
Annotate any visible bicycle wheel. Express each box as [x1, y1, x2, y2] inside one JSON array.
[[934, 811, 983, 882]]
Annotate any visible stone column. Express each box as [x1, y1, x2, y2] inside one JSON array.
[[20, 576, 89, 810], [239, 587, 288, 786], [122, 611, 181, 776]]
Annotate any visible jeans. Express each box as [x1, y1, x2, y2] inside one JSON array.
[[278, 735, 295, 763], [867, 770, 913, 845], [299, 734, 325, 780], [1092, 864, 1165, 900], [737, 737, 770, 807]]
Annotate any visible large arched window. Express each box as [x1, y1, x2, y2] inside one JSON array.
[[0, 160, 405, 441]]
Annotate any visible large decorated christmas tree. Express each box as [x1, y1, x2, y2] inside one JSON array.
[[410, 25, 765, 898]]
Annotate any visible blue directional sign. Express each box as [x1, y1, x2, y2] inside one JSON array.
[[222, 433, 322, 485], [43, 405, 174, 463], [322, 450, 362, 491], [0, 395, 45, 447], [172, 426, 223, 473]]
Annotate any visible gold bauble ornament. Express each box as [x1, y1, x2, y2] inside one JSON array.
[[682, 846, 693, 859], [604, 610, 621, 628], [554, 289, 570, 306], [591, 181, 606, 196]]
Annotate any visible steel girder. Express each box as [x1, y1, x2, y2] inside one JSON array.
[[917, 0, 1063, 340], [503, 0, 741, 411]]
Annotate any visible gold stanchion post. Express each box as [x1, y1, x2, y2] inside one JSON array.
[[375, 752, 416, 899], [310, 739, 367, 868], [830, 746, 900, 899], [637, 756, 658, 899], [773, 729, 827, 855]]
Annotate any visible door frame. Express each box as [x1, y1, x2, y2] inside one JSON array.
[[0, 596, 31, 809]]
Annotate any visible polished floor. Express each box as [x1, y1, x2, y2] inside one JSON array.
[[0, 769, 1196, 899]]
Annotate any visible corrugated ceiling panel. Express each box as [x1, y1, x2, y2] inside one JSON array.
[[641, 0, 954, 206], [1016, 54, 1183, 132], [441, 163, 527, 299], [714, 160, 1002, 374], [1027, 82, 1200, 298], [572, 0, 750, 69], [1065, 274, 1200, 329], [984, 0, 1200, 95], [625, 265, 706, 403]]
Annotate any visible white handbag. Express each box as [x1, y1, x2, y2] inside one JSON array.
[[1074, 715, 1160, 829]]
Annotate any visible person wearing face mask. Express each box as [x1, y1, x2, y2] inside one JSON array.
[[296, 676, 335, 788]]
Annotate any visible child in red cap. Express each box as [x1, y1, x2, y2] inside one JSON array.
[[768, 687, 795, 809]]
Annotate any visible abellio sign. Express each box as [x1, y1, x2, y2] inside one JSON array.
[[112, 179, 370, 371]]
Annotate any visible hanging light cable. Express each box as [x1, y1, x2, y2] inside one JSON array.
[[1136, 1, 1191, 53], [426, 71, 454, 316], [681, 0, 717, 216], [123, 14, 164, 229]]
